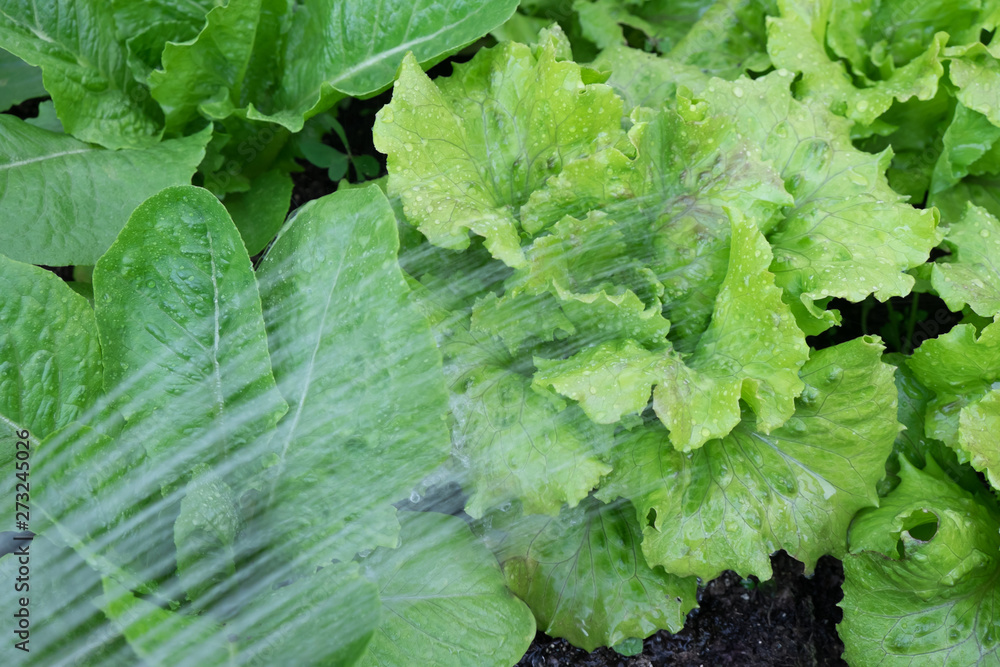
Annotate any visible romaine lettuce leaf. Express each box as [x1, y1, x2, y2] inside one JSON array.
[[0, 0, 163, 148], [256, 185, 452, 564], [94, 185, 287, 497], [0, 117, 210, 265]]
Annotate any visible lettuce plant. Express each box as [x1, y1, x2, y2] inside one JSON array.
[[4, 0, 1000, 665]]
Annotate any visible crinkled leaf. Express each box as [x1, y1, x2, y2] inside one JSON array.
[[358, 511, 535, 667], [414, 275, 614, 518], [374, 28, 624, 267], [908, 320, 1000, 448], [932, 204, 1000, 318], [592, 44, 710, 112], [652, 210, 808, 448], [0, 117, 209, 265], [598, 336, 898, 580], [148, 0, 264, 131], [532, 210, 806, 450], [93, 185, 287, 495], [247, 0, 519, 131], [0, 0, 162, 148], [523, 98, 792, 345], [491, 497, 697, 652], [698, 72, 939, 325], [667, 0, 775, 78], [256, 185, 451, 565], [947, 41, 1000, 127], [931, 103, 1000, 194], [768, 0, 945, 125], [841, 458, 1000, 665]]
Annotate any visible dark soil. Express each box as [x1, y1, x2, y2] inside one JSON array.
[[517, 552, 846, 667]]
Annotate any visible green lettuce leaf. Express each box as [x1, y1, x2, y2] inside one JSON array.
[[373, 27, 624, 267], [841, 458, 1000, 665], [908, 320, 1000, 486], [0, 117, 209, 265], [932, 204, 1000, 318], [358, 511, 535, 667], [148, 0, 264, 131], [222, 168, 293, 256], [256, 185, 451, 564], [99, 561, 381, 666], [0, 256, 102, 534], [490, 497, 697, 651], [247, 0, 519, 131], [0, 0, 162, 148], [598, 336, 898, 580], [0, 47, 44, 111], [93, 185, 287, 496], [698, 72, 939, 327], [767, 0, 946, 125], [442, 306, 614, 518]]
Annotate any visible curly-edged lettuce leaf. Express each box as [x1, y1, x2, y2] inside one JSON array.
[[532, 210, 807, 451], [522, 96, 792, 344], [256, 185, 451, 565], [0, 0, 162, 148], [666, 0, 776, 78], [592, 44, 710, 112], [908, 320, 1000, 487], [0, 117, 210, 265], [598, 336, 898, 580], [247, 0, 519, 132], [148, 0, 265, 131], [489, 497, 697, 652], [767, 0, 948, 125], [439, 305, 613, 518], [841, 458, 1000, 665], [374, 27, 624, 267], [698, 72, 939, 328], [946, 41, 1000, 127], [358, 511, 535, 667], [931, 204, 1000, 318], [94, 186, 287, 496], [931, 103, 1000, 195]]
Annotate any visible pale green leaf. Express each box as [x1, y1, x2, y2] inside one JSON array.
[[841, 458, 1000, 665], [932, 204, 1000, 318], [598, 336, 898, 580], [374, 28, 625, 267], [492, 497, 697, 652]]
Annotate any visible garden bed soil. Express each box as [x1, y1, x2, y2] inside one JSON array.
[[516, 552, 846, 667]]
